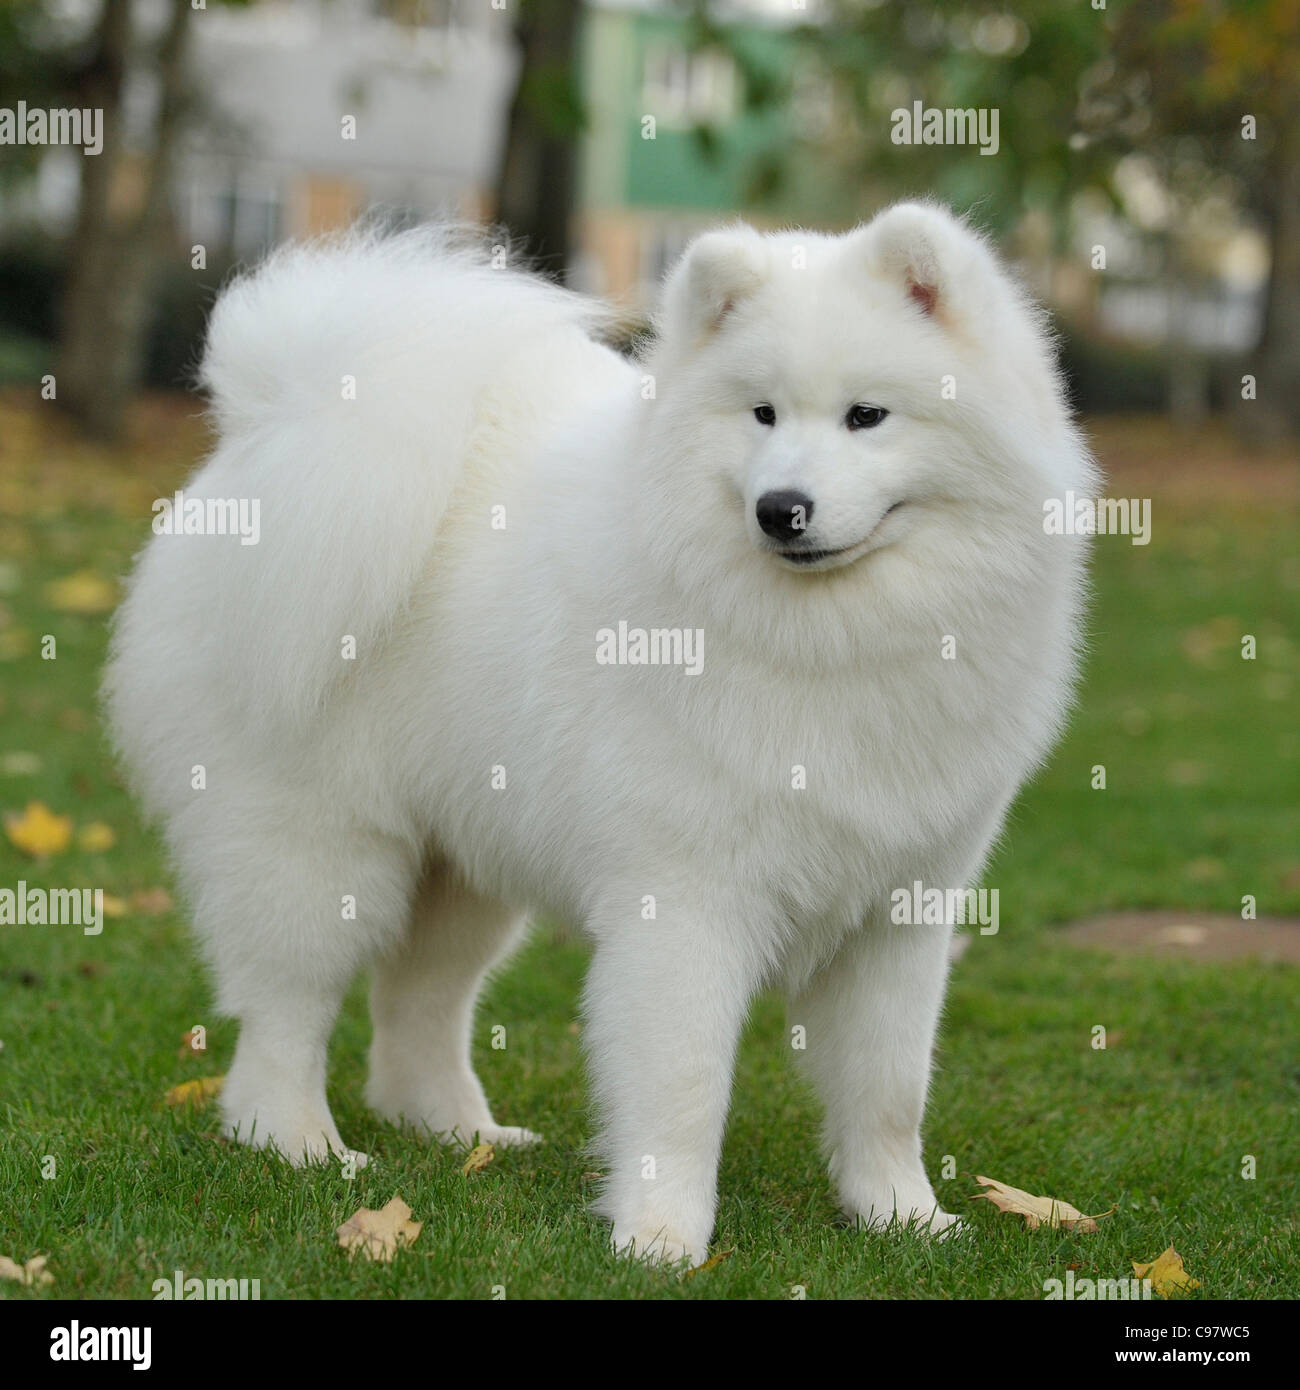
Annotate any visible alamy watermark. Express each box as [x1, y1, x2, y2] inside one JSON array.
[[890, 880, 999, 935], [890, 102, 1000, 156], [1043, 492, 1151, 546], [50, 1323, 150, 1370], [0, 103, 103, 156], [1044, 1270, 1153, 1300], [152, 1269, 261, 1300], [152, 490, 261, 545], [1, 883, 102, 935], [595, 621, 704, 676]]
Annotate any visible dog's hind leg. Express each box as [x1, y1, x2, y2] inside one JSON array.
[[365, 863, 539, 1146], [204, 815, 419, 1168]]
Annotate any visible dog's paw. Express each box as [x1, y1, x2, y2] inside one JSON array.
[[852, 1201, 963, 1238], [609, 1224, 708, 1269], [411, 1120, 544, 1148], [923, 1208, 966, 1239], [224, 1113, 369, 1170]]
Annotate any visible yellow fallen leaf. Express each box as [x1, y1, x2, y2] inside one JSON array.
[[77, 821, 116, 853], [0, 628, 32, 661], [462, 1142, 495, 1176], [45, 570, 116, 615], [130, 886, 174, 915], [685, 1248, 734, 1278], [971, 1175, 1111, 1232], [4, 801, 73, 857], [1133, 1245, 1201, 1297], [0, 1253, 54, 1287], [164, 1076, 224, 1108], [336, 1196, 422, 1262]]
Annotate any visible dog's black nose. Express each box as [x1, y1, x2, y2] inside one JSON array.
[[756, 490, 814, 541]]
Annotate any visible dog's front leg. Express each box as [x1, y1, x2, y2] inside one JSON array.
[[581, 907, 758, 1267], [787, 916, 959, 1235]]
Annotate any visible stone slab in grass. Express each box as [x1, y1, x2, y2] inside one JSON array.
[[1059, 909, 1300, 964]]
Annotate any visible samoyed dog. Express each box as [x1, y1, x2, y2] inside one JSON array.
[[105, 202, 1096, 1265]]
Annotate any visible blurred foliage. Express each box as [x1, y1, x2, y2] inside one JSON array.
[[661, 0, 1299, 429], [1, 0, 1295, 426], [1056, 322, 1172, 416], [0, 235, 237, 392], [820, 1, 1109, 236], [1099, 0, 1298, 193], [0, 0, 83, 183], [674, 0, 1297, 242], [0, 0, 253, 175]]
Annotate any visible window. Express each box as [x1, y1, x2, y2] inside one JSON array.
[[642, 43, 737, 127]]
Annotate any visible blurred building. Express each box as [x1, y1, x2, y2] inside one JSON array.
[[4, 0, 845, 307], [0, 0, 1268, 358], [6, 0, 517, 257], [575, 0, 851, 303], [176, 0, 517, 255]]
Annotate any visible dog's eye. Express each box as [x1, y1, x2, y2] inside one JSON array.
[[846, 404, 888, 430], [753, 404, 776, 426]]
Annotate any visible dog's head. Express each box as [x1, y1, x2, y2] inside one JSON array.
[[636, 202, 1096, 655]]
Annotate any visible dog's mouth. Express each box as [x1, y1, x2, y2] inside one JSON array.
[[779, 546, 857, 566], [774, 502, 906, 571]]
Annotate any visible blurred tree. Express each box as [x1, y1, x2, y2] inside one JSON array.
[[0, 1, 69, 187], [804, 0, 1296, 435], [818, 0, 1113, 239], [493, 0, 586, 278], [1095, 0, 1300, 437], [56, 0, 195, 442]]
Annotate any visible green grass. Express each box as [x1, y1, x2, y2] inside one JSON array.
[[1, 401, 1297, 1299]]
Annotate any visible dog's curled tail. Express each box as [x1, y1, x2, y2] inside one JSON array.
[[107, 228, 603, 803]]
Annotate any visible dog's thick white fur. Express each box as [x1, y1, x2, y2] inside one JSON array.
[[105, 203, 1096, 1266]]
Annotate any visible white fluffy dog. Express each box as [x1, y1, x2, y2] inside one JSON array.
[[105, 202, 1096, 1265]]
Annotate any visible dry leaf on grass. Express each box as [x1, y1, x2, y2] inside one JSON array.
[[0, 628, 32, 661], [0, 1253, 53, 1287], [685, 1248, 734, 1277], [77, 821, 116, 852], [1133, 1245, 1201, 1297], [971, 1175, 1112, 1231], [4, 801, 73, 857], [462, 1142, 495, 1176], [130, 886, 174, 915], [336, 1196, 423, 1262], [45, 570, 116, 615], [164, 1076, 224, 1108]]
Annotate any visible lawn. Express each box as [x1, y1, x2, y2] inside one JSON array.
[[1, 397, 1297, 1299]]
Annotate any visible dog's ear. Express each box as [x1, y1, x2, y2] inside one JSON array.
[[659, 225, 769, 348], [857, 202, 988, 322]]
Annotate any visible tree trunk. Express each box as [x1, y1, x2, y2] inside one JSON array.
[[492, 0, 585, 281], [1251, 104, 1300, 440], [1165, 223, 1208, 430], [56, 0, 192, 442], [56, 0, 129, 440]]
